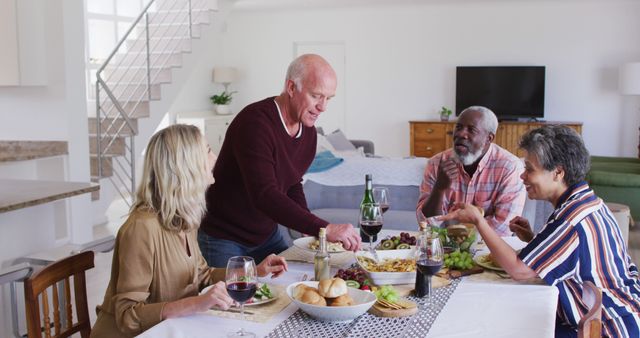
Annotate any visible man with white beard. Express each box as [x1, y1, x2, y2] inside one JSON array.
[[417, 106, 526, 236]]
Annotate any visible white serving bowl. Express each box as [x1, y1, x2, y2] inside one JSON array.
[[286, 281, 376, 322], [356, 249, 416, 285]]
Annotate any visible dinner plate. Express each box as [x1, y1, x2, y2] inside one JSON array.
[[200, 283, 279, 307], [293, 236, 347, 254], [474, 254, 506, 272]]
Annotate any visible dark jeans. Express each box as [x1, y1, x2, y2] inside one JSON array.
[[197, 227, 289, 268]]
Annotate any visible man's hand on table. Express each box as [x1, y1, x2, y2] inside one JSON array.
[[326, 223, 361, 251]]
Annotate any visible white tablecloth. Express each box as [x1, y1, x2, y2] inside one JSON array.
[[138, 235, 558, 338]]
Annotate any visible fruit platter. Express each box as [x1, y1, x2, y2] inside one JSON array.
[[334, 266, 373, 291], [375, 232, 417, 250]]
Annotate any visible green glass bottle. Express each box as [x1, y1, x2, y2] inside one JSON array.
[[360, 174, 376, 242]]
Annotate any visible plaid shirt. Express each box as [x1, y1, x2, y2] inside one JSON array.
[[417, 143, 526, 235]]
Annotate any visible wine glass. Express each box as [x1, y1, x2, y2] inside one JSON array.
[[414, 234, 444, 306], [372, 187, 390, 214], [225, 256, 258, 338], [360, 203, 383, 260]]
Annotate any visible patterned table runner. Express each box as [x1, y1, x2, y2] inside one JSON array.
[[267, 278, 461, 337]]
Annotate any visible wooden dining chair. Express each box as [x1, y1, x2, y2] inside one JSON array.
[[23, 251, 95, 338], [578, 281, 603, 338]]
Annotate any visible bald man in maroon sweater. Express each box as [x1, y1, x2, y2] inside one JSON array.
[[198, 54, 361, 267]]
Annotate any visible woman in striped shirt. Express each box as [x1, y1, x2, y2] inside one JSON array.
[[442, 125, 640, 337]]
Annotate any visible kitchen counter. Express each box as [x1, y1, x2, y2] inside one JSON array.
[[0, 179, 99, 213]]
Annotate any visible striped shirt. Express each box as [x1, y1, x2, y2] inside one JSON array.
[[417, 143, 526, 235], [519, 181, 640, 337]]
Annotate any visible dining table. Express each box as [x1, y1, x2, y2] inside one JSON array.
[[138, 230, 559, 338]]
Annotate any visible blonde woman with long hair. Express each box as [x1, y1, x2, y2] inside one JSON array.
[[91, 125, 288, 338]]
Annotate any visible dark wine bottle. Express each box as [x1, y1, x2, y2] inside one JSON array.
[[360, 174, 377, 242]]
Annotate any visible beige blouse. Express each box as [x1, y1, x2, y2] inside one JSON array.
[[91, 209, 225, 338]]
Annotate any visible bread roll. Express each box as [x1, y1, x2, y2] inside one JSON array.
[[298, 288, 327, 306], [293, 284, 313, 300], [328, 294, 354, 307], [317, 278, 348, 298]]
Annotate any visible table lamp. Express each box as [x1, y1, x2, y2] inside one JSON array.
[[212, 66, 237, 92], [619, 62, 640, 157]]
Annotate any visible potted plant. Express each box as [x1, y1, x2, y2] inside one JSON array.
[[439, 106, 453, 121], [210, 91, 237, 115]]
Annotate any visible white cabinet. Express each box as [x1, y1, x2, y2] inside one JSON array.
[[0, 0, 47, 86], [176, 112, 234, 155]]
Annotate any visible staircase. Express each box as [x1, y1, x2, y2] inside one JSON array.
[[89, 0, 215, 205]]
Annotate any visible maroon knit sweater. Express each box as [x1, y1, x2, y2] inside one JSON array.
[[200, 97, 329, 246]]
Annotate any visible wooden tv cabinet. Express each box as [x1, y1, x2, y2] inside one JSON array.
[[409, 120, 583, 158]]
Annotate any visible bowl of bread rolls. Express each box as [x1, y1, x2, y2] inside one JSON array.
[[286, 277, 377, 322]]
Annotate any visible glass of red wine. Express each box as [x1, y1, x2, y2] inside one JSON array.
[[360, 202, 383, 260], [372, 187, 390, 214], [414, 235, 444, 306], [225, 256, 258, 338]]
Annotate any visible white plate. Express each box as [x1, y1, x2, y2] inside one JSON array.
[[293, 236, 347, 254], [200, 283, 279, 307], [356, 250, 416, 285], [286, 281, 376, 322], [474, 254, 506, 272]]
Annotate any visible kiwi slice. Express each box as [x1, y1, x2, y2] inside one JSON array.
[[380, 239, 396, 250], [397, 243, 411, 249], [345, 280, 360, 289]]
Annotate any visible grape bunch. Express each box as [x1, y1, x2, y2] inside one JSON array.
[[335, 267, 372, 290], [378, 232, 417, 250], [444, 250, 475, 270]]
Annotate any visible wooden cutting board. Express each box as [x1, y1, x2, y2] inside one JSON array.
[[437, 266, 484, 279], [369, 298, 418, 317]]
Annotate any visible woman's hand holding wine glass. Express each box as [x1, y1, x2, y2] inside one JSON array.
[[199, 281, 234, 311]]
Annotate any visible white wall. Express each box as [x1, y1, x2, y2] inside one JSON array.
[[0, 0, 91, 336], [175, 0, 640, 157]]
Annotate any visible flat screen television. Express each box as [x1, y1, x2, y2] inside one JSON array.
[[455, 66, 545, 120]]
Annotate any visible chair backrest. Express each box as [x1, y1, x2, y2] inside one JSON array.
[[578, 281, 603, 338], [23, 251, 95, 338]]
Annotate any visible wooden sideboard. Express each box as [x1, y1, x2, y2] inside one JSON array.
[[409, 120, 583, 158]]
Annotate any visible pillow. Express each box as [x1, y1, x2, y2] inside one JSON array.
[[332, 147, 366, 158], [325, 129, 357, 151], [316, 133, 336, 154]]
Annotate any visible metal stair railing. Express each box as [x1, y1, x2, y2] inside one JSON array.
[[95, 0, 207, 205]]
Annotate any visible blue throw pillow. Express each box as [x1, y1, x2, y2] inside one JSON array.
[[307, 151, 344, 173]]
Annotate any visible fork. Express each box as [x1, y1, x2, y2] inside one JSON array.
[[300, 273, 308, 282]]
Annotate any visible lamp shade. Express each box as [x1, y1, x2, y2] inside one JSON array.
[[620, 62, 640, 95], [212, 67, 237, 84]]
